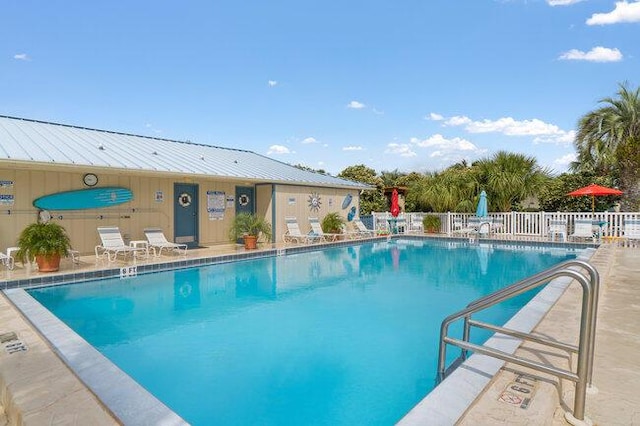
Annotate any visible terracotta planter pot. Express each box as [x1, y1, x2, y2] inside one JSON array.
[[243, 235, 258, 250], [36, 254, 61, 272]]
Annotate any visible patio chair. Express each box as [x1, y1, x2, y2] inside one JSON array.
[[548, 219, 568, 242], [569, 219, 594, 242], [1, 249, 14, 270], [95, 226, 147, 262], [352, 218, 375, 238], [453, 217, 487, 236], [340, 224, 360, 240], [144, 228, 188, 256], [622, 219, 640, 246], [308, 217, 340, 242], [283, 217, 320, 244]]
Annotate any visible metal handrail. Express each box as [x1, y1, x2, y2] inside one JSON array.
[[437, 259, 598, 424]]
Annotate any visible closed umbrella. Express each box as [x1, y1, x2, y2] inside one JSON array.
[[567, 184, 622, 214], [390, 188, 400, 217], [476, 190, 488, 218]]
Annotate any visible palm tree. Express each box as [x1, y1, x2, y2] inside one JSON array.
[[475, 151, 550, 212], [572, 83, 640, 210]]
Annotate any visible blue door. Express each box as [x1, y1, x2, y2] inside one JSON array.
[[235, 186, 255, 243], [174, 183, 199, 248]]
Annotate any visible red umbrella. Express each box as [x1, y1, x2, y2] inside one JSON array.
[[390, 188, 400, 217], [567, 184, 622, 213]]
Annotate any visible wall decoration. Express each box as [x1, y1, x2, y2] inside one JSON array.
[[347, 206, 357, 221], [342, 193, 353, 209], [238, 194, 250, 207], [33, 187, 133, 210], [288, 197, 296, 205], [226, 196, 235, 208], [178, 192, 192, 208], [308, 192, 322, 211], [154, 191, 164, 202], [0, 194, 14, 206], [207, 190, 225, 220]]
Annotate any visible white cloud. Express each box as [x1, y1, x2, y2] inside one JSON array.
[[372, 108, 384, 115], [268, 80, 278, 87], [547, 0, 584, 6], [554, 153, 577, 165], [301, 137, 318, 144], [559, 46, 623, 62], [534, 130, 576, 145], [267, 145, 294, 155], [444, 115, 472, 126], [384, 143, 417, 157], [144, 123, 162, 134], [347, 100, 365, 109], [13, 53, 30, 61], [587, 1, 640, 25], [428, 112, 444, 121], [342, 145, 364, 151], [411, 134, 478, 151], [323, 143, 329, 147]]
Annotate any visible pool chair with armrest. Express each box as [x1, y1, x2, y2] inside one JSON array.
[[144, 228, 188, 256], [453, 217, 483, 237], [1, 250, 14, 270], [95, 226, 147, 262], [548, 219, 568, 242], [308, 217, 341, 242], [352, 218, 375, 238], [569, 219, 594, 242], [283, 217, 320, 244], [622, 219, 640, 247]]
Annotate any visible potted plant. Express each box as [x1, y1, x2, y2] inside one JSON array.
[[228, 213, 273, 250], [16, 221, 72, 272], [422, 215, 442, 234], [321, 212, 345, 239]]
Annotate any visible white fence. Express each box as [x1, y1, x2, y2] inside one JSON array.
[[371, 211, 640, 239]]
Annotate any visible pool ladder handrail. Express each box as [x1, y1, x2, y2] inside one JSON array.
[[437, 259, 599, 425]]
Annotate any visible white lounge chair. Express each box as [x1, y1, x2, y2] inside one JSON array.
[[548, 219, 567, 242], [95, 226, 147, 262], [454, 217, 487, 236], [308, 217, 340, 242], [570, 219, 594, 242], [144, 228, 188, 256], [283, 217, 320, 244], [622, 219, 640, 246], [1, 250, 14, 270], [352, 218, 375, 238]]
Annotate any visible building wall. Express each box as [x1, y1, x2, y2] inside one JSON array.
[[0, 166, 360, 253], [273, 184, 359, 241]]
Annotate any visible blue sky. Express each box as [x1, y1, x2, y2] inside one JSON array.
[[2, 1, 639, 176]]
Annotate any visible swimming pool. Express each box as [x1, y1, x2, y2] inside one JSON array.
[[28, 239, 579, 425]]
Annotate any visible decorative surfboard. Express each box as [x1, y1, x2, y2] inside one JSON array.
[[347, 206, 357, 222], [341, 193, 353, 209], [33, 187, 134, 210]]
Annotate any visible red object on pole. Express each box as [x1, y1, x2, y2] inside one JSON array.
[[567, 184, 623, 213], [390, 188, 400, 217]]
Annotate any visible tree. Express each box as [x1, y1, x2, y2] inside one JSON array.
[[538, 172, 620, 212], [337, 164, 386, 214], [475, 151, 550, 211], [572, 82, 640, 210]]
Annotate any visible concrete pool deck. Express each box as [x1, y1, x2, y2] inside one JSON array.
[[0, 238, 638, 425]]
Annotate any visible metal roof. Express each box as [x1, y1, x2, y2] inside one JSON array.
[[0, 115, 370, 189]]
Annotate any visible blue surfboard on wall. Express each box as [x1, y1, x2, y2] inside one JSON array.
[[341, 193, 353, 209], [33, 187, 134, 210]]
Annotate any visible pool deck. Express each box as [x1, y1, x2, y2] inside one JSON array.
[[1, 237, 638, 425]]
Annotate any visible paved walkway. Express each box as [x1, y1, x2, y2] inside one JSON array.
[[1, 240, 638, 425], [459, 243, 640, 425]]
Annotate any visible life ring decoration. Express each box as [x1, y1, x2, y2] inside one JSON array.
[[238, 194, 250, 207], [308, 192, 322, 212], [178, 192, 192, 208]]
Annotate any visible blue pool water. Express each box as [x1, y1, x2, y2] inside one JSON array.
[[29, 239, 578, 425]]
